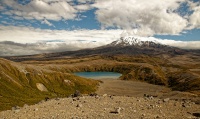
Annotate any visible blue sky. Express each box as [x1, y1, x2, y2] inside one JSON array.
[[0, 0, 200, 56], [155, 29, 200, 41], [0, 8, 100, 30]]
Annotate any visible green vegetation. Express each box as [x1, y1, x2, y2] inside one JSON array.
[[0, 58, 98, 111]]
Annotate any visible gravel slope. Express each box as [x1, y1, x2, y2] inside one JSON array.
[[0, 95, 199, 119], [0, 79, 200, 119]]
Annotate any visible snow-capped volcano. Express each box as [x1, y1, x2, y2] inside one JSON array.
[[109, 36, 163, 47]]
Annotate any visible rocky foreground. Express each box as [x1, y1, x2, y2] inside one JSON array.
[[0, 94, 200, 119]]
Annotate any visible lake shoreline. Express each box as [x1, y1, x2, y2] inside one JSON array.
[[74, 72, 122, 80]]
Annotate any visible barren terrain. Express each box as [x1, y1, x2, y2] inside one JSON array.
[[1, 78, 200, 119], [96, 79, 200, 101]]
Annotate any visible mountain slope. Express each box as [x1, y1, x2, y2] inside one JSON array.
[[0, 58, 98, 111]]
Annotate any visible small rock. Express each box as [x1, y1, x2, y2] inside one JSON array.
[[12, 106, 20, 111], [155, 105, 160, 108], [12, 106, 20, 113], [193, 112, 200, 117], [103, 94, 107, 97], [141, 114, 146, 117], [34, 108, 38, 111], [155, 115, 161, 118], [45, 97, 50, 101], [23, 104, 28, 108], [76, 104, 83, 108], [147, 104, 154, 109], [81, 96, 85, 99], [14, 109, 20, 113], [64, 80, 73, 85], [182, 103, 191, 108], [163, 98, 170, 102], [36, 83, 48, 92], [144, 94, 154, 99], [109, 95, 114, 99], [95, 95, 100, 99], [74, 97, 80, 100], [149, 96, 154, 100], [73, 90, 81, 97], [38, 100, 45, 104], [55, 98, 60, 101], [89, 93, 98, 97], [110, 107, 121, 114]]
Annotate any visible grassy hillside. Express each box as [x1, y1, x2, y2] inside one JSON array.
[[0, 58, 98, 111]]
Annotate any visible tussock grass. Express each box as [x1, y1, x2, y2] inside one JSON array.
[[0, 58, 98, 111]]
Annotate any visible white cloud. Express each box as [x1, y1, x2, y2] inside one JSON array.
[[93, 0, 188, 36], [1, 0, 77, 21], [77, 0, 95, 4], [74, 4, 92, 11], [41, 19, 54, 27], [13, 16, 24, 20], [1, 0, 94, 22], [0, 26, 121, 44], [158, 39, 200, 49], [188, 2, 200, 29], [0, 41, 88, 56]]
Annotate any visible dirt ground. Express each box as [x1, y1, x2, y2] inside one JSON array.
[[96, 79, 200, 101]]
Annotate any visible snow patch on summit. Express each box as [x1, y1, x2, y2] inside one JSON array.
[[110, 36, 162, 47]]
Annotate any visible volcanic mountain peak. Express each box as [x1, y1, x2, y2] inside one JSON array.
[[110, 36, 161, 47]]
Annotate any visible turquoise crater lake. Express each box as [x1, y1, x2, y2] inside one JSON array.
[[74, 72, 122, 79]]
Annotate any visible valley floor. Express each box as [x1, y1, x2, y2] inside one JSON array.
[[96, 79, 200, 102]]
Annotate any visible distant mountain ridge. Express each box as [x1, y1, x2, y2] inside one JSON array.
[[2, 36, 200, 62]]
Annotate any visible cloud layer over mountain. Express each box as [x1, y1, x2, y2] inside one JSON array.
[[0, 26, 199, 56]]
